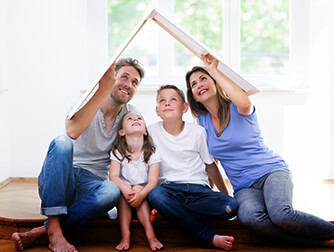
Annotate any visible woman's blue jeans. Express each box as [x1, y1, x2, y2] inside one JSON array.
[[38, 135, 120, 236], [148, 182, 238, 247], [235, 169, 334, 246]]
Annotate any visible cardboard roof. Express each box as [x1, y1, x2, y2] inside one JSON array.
[[68, 8, 259, 119]]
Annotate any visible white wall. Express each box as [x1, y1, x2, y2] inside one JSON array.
[[1, 0, 333, 181], [0, 1, 10, 182], [2, 0, 90, 177]]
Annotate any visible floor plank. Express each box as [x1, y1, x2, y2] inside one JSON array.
[[1, 178, 334, 251], [1, 240, 334, 252]]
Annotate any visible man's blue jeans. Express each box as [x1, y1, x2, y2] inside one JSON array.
[[148, 182, 238, 247], [38, 135, 120, 236], [235, 169, 334, 246]]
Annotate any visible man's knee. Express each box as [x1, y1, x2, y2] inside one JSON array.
[[51, 135, 73, 154], [96, 181, 120, 208]]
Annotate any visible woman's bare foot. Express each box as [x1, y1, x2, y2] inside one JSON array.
[[48, 230, 77, 252], [148, 237, 164, 251], [149, 209, 162, 223], [324, 239, 334, 247], [12, 226, 47, 251], [115, 238, 131, 251], [212, 235, 234, 251]]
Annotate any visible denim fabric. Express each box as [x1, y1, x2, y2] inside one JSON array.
[[235, 169, 334, 246], [38, 135, 120, 236], [148, 182, 238, 247]]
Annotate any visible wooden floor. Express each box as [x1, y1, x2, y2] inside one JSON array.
[[2, 239, 334, 252], [1, 178, 334, 251]]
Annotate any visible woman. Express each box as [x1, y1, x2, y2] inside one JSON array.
[[185, 53, 334, 247]]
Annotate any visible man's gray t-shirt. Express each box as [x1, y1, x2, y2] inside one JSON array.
[[72, 103, 137, 180]]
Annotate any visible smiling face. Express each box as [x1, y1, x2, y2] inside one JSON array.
[[188, 71, 217, 105], [155, 88, 188, 122], [119, 112, 147, 137], [110, 66, 141, 105]]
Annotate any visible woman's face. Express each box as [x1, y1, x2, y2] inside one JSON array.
[[189, 71, 217, 104]]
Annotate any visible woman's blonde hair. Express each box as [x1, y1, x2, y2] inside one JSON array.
[[111, 111, 155, 163], [185, 66, 231, 136]]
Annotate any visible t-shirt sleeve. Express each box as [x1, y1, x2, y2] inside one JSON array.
[[198, 128, 214, 165], [110, 149, 122, 163], [148, 147, 161, 166]]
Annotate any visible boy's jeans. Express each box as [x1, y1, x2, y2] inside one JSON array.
[[148, 182, 238, 247], [38, 135, 120, 236]]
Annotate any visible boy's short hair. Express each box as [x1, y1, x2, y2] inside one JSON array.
[[156, 84, 186, 103], [115, 57, 145, 81]]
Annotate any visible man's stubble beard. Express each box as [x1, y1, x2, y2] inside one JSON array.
[[110, 92, 127, 105]]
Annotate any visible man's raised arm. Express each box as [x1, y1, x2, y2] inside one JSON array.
[[66, 63, 115, 140]]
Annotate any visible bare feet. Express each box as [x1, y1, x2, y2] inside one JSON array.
[[150, 209, 162, 223], [12, 226, 47, 251], [148, 237, 164, 251], [212, 235, 234, 251], [324, 239, 334, 247], [115, 237, 131, 251], [48, 231, 78, 252]]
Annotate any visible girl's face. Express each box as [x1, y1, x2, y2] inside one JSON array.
[[189, 71, 217, 104], [119, 112, 147, 136]]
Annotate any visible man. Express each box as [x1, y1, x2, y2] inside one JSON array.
[[11, 58, 145, 252]]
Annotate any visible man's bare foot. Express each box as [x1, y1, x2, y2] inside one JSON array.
[[212, 235, 234, 251], [12, 226, 47, 251], [150, 209, 162, 223], [148, 237, 164, 251], [48, 231, 77, 252], [115, 238, 131, 251]]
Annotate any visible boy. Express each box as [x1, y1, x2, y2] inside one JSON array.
[[148, 84, 238, 251]]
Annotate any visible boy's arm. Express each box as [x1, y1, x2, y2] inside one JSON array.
[[128, 162, 159, 207], [109, 160, 132, 199], [205, 162, 229, 195], [66, 63, 116, 140]]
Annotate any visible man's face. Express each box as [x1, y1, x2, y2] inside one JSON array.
[[110, 66, 141, 104]]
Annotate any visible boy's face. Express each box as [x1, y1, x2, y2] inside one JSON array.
[[155, 89, 188, 121]]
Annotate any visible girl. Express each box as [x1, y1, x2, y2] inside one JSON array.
[[185, 53, 334, 247], [109, 111, 163, 251]]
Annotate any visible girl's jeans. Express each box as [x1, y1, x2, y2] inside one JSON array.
[[148, 182, 238, 247], [38, 135, 120, 236], [235, 169, 334, 246]]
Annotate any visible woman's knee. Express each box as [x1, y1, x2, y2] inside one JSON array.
[[237, 202, 268, 228], [268, 206, 294, 228]]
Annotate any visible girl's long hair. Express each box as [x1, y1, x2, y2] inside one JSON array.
[[185, 66, 231, 137], [111, 112, 156, 163]]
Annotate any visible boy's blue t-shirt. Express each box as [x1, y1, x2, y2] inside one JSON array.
[[197, 102, 288, 192]]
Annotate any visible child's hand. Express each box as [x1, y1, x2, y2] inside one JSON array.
[[127, 191, 144, 208], [122, 187, 134, 201]]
